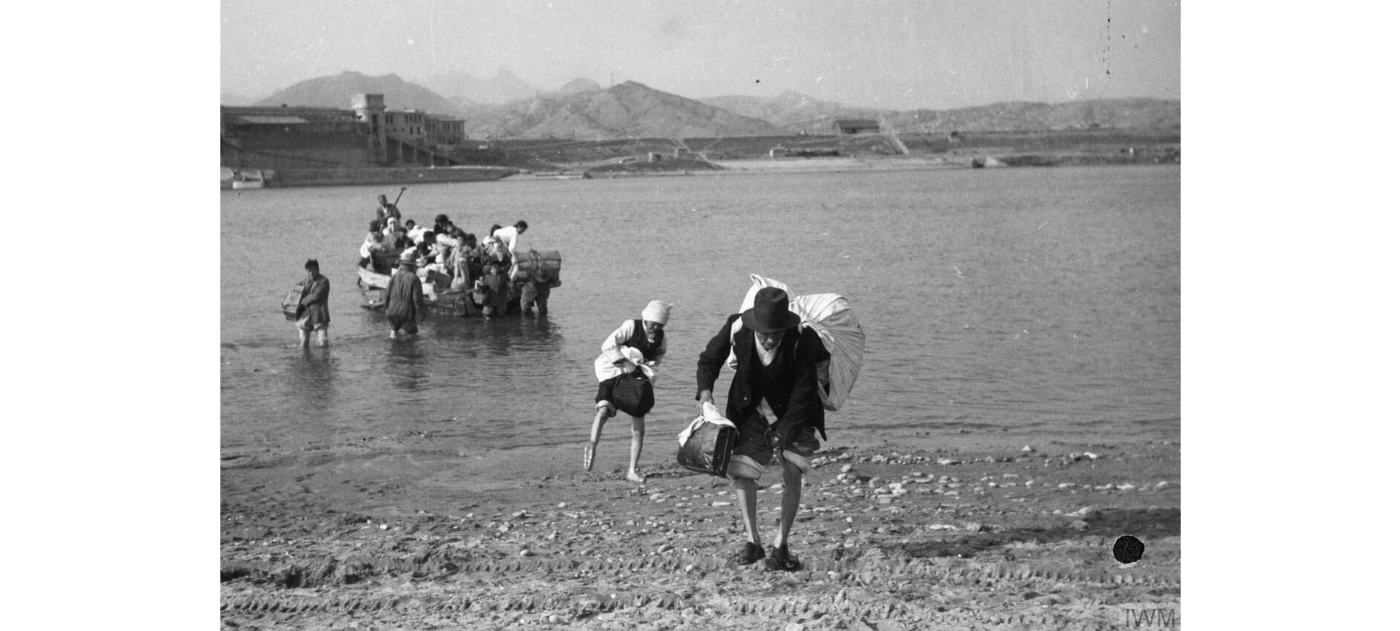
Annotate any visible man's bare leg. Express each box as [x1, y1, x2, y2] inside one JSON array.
[[298, 329, 310, 348], [772, 458, 803, 550], [732, 476, 761, 545]]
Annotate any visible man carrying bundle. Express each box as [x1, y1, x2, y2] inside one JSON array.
[[295, 259, 330, 348], [695, 287, 830, 571]]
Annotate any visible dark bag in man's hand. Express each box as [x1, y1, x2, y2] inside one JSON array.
[[677, 416, 737, 477]]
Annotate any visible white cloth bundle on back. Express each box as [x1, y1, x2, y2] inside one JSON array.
[[729, 274, 865, 412]]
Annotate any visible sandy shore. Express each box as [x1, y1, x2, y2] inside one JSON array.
[[222, 425, 1179, 630]]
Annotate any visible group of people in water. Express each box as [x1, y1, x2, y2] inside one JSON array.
[[360, 193, 555, 325], [292, 194, 545, 346], [295, 193, 836, 572], [360, 194, 530, 289]]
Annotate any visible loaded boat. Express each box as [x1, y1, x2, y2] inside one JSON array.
[[357, 246, 562, 318]]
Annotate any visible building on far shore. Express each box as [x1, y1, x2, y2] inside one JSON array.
[[834, 119, 881, 134], [222, 94, 466, 170]]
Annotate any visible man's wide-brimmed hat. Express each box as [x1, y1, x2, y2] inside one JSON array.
[[397, 251, 418, 267], [742, 287, 801, 333]]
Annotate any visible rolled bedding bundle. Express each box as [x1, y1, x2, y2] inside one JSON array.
[[509, 250, 562, 283]]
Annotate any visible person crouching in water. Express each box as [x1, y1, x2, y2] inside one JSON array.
[[696, 287, 830, 571], [383, 250, 424, 340], [585, 300, 671, 483]]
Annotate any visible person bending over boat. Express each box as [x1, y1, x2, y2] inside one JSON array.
[[384, 251, 424, 340], [492, 220, 529, 260], [295, 259, 330, 348], [696, 287, 830, 571], [586, 301, 671, 483]]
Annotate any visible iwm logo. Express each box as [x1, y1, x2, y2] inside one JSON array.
[[1124, 607, 1178, 627]]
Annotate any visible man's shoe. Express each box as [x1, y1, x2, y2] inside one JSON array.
[[765, 545, 802, 572], [734, 542, 765, 566]]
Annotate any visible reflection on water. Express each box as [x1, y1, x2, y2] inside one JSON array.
[[222, 166, 1179, 455], [283, 348, 340, 414], [384, 340, 431, 392]]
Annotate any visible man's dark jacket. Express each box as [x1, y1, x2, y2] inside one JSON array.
[[695, 313, 830, 447]]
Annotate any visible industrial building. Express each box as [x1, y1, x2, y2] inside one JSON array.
[[221, 94, 466, 170], [833, 119, 882, 134]]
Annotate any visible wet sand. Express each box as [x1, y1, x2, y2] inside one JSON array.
[[222, 426, 1180, 630]]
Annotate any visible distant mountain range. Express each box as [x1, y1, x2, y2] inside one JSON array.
[[236, 71, 1180, 139], [254, 71, 461, 114]]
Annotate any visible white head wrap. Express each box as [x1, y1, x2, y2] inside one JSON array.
[[641, 300, 672, 325]]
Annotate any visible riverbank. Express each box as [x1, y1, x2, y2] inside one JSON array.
[[510, 151, 1180, 180], [222, 428, 1180, 630], [220, 165, 519, 189]]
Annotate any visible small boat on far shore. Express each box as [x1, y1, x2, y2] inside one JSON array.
[[225, 168, 267, 189]]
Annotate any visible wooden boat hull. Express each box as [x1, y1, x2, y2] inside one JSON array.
[[356, 266, 526, 318]]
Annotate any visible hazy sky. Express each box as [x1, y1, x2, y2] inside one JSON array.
[[222, 0, 1178, 110]]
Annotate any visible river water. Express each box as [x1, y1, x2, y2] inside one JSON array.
[[220, 165, 1179, 460]]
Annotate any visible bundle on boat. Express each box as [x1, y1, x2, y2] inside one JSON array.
[[509, 250, 562, 284]]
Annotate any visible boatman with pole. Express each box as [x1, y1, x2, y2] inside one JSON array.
[[375, 189, 405, 222]]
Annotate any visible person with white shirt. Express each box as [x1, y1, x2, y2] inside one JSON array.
[[404, 219, 428, 245], [492, 220, 529, 259]]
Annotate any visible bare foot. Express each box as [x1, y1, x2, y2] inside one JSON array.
[[627, 471, 645, 483], [584, 442, 596, 471]]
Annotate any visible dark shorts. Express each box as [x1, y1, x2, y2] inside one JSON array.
[[388, 315, 418, 334], [727, 408, 820, 479]]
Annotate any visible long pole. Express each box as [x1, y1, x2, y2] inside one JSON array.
[[393, 186, 407, 206]]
